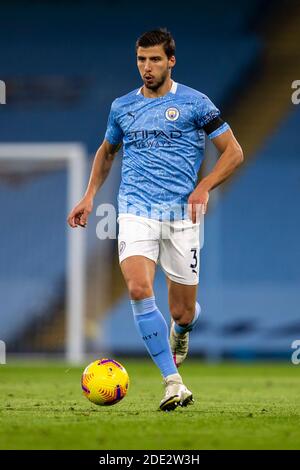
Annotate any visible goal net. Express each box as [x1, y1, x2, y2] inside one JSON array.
[[0, 143, 87, 363]]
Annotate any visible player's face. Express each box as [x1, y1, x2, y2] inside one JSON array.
[[137, 45, 175, 91]]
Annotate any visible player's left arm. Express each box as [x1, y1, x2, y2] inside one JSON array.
[[188, 128, 243, 222]]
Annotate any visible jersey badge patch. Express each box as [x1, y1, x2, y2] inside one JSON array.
[[165, 107, 180, 121]]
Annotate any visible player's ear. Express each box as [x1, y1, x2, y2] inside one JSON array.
[[168, 55, 176, 70]]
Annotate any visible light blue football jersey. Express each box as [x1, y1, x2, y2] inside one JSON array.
[[105, 81, 229, 220]]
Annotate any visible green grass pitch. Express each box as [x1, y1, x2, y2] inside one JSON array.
[[0, 360, 299, 450]]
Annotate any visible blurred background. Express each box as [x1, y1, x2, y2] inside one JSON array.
[[0, 0, 299, 363]]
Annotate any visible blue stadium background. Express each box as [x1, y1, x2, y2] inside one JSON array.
[[0, 0, 299, 360]]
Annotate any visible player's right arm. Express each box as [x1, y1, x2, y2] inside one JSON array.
[[67, 139, 121, 228]]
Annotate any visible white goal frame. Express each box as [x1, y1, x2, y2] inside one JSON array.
[[0, 143, 87, 364]]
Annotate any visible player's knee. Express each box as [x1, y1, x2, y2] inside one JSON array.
[[170, 303, 195, 326], [127, 281, 153, 301]]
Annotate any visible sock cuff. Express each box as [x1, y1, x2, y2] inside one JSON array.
[[131, 296, 157, 315]]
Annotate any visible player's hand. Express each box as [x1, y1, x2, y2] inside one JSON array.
[[67, 196, 93, 228], [188, 187, 209, 223]]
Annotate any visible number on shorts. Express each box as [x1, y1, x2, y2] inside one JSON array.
[[190, 248, 198, 273]]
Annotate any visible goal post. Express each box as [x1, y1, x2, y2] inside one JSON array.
[[0, 143, 87, 364]]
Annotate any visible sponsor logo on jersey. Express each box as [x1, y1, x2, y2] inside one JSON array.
[[165, 107, 180, 121], [127, 130, 182, 140], [127, 129, 182, 149]]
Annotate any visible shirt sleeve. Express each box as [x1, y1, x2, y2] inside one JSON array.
[[195, 95, 229, 139], [104, 99, 124, 145]]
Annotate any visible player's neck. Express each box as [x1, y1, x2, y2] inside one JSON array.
[[142, 77, 173, 99]]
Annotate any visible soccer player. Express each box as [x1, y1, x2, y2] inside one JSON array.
[[68, 29, 243, 411]]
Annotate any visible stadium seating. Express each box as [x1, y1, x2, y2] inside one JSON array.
[[0, 1, 264, 346]]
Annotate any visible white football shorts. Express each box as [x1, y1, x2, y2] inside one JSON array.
[[117, 213, 201, 285]]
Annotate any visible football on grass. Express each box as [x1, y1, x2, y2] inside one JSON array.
[[81, 358, 129, 406]]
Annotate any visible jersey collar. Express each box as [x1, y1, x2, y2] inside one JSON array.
[[136, 80, 178, 96]]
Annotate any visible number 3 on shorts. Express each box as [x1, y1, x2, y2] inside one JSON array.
[[190, 248, 198, 274]]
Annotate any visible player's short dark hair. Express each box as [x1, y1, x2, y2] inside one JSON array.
[[136, 28, 176, 58]]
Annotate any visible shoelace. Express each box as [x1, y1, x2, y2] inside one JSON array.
[[174, 334, 188, 352], [164, 379, 183, 387], [164, 383, 182, 398]]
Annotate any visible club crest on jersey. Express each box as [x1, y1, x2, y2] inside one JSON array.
[[165, 107, 180, 121]]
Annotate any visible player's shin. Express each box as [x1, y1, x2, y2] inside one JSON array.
[[170, 302, 201, 367], [174, 301, 201, 334], [131, 296, 178, 378]]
